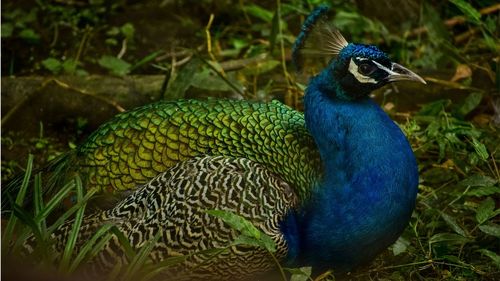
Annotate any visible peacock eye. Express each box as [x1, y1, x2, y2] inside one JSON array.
[[358, 63, 376, 75]]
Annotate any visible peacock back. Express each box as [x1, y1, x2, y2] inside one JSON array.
[[74, 99, 321, 200]]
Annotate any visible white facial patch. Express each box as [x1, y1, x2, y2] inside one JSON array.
[[348, 59, 377, 84]]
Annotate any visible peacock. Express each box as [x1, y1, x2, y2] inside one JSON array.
[[10, 5, 426, 280]]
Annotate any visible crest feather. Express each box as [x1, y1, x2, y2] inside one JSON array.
[[292, 5, 349, 72]]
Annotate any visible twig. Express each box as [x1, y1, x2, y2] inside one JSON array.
[[50, 23, 59, 47], [488, 153, 500, 181], [174, 55, 193, 68], [2, 77, 125, 127], [154, 45, 204, 62], [218, 53, 268, 71], [51, 78, 125, 112], [117, 38, 127, 59], [73, 27, 91, 75], [205, 14, 217, 63], [424, 77, 482, 91], [267, 251, 287, 281], [1, 88, 36, 127], [198, 56, 245, 97], [455, 27, 480, 44]]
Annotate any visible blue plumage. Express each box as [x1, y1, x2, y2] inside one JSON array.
[[282, 5, 424, 272]]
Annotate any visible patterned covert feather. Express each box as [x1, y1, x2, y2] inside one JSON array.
[[75, 99, 321, 200], [40, 156, 298, 280]]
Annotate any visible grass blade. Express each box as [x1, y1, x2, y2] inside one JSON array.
[[110, 226, 136, 260], [46, 189, 96, 234], [68, 223, 114, 273], [34, 179, 75, 222], [59, 176, 86, 271], [2, 154, 34, 253], [123, 232, 162, 281], [33, 173, 47, 235]]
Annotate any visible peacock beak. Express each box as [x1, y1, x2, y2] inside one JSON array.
[[387, 63, 426, 84]]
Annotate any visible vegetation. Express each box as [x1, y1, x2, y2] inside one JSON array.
[[1, 0, 499, 280]]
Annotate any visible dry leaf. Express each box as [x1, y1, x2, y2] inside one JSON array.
[[451, 64, 472, 82]]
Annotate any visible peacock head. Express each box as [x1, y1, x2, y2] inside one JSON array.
[[293, 5, 426, 100], [332, 43, 426, 99]]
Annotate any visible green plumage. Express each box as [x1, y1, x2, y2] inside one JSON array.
[[70, 99, 321, 200]]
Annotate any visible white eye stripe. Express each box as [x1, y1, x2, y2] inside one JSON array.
[[371, 60, 398, 76], [348, 59, 377, 84]]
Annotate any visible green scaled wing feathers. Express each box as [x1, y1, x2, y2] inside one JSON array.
[[73, 99, 320, 200]]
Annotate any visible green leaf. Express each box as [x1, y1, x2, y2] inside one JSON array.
[[166, 58, 201, 99], [243, 60, 280, 76], [391, 236, 410, 256], [417, 99, 450, 116], [481, 30, 499, 53], [467, 185, 500, 197], [471, 138, 489, 161], [285, 267, 312, 281], [477, 249, 500, 268], [19, 28, 40, 43], [62, 59, 78, 74], [449, 0, 481, 24], [130, 51, 161, 71], [1, 22, 14, 38], [206, 209, 276, 252], [459, 174, 497, 187], [233, 235, 264, 248], [205, 210, 260, 238], [107, 26, 120, 36], [41, 58, 62, 74], [257, 232, 277, 253], [120, 23, 135, 41], [479, 224, 500, 238], [456, 92, 482, 117], [442, 255, 462, 264], [105, 38, 118, 46], [440, 212, 468, 237], [476, 197, 495, 224], [98, 55, 131, 76], [429, 233, 470, 245], [191, 68, 235, 92]]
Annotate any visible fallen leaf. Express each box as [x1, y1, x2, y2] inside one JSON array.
[[451, 64, 472, 82]]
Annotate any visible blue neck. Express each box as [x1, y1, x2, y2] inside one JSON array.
[[282, 68, 418, 271]]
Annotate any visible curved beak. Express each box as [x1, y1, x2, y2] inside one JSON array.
[[387, 63, 426, 84]]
